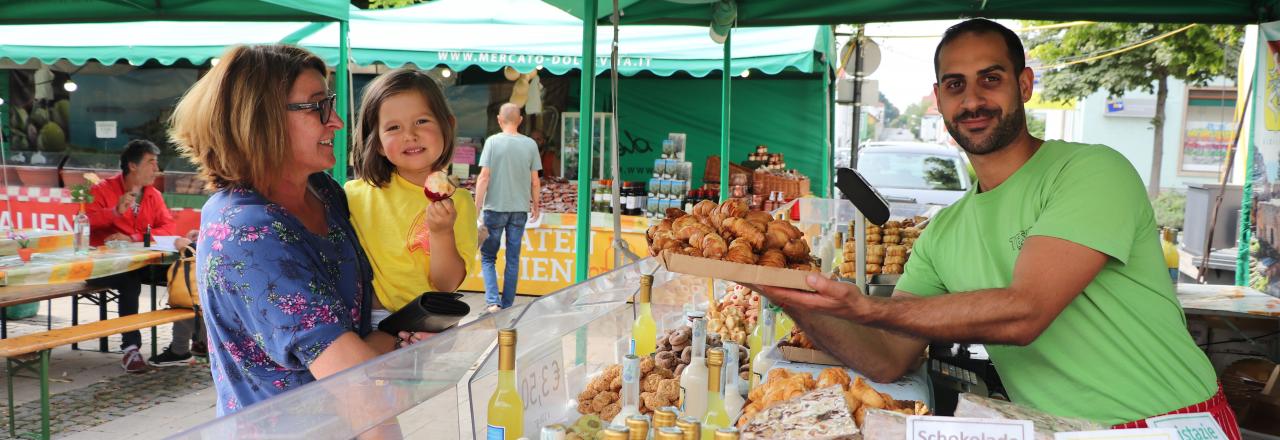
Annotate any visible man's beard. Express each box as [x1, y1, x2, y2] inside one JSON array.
[[945, 101, 1026, 155]]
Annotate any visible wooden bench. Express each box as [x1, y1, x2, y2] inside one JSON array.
[[0, 308, 197, 440]]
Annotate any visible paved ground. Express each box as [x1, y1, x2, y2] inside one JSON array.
[[0, 286, 530, 439]]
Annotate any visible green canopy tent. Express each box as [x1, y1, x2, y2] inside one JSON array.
[[549, 0, 1280, 283], [0, 0, 354, 181]]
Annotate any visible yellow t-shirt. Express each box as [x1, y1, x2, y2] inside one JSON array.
[[344, 172, 479, 312]]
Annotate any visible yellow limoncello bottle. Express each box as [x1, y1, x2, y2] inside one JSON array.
[[746, 297, 770, 368], [632, 275, 658, 356], [773, 311, 794, 343], [701, 348, 730, 440], [487, 328, 523, 440]]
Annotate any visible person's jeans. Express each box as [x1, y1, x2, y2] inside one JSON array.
[[87, 270, 142, 350], [481, 211, 528, 308]]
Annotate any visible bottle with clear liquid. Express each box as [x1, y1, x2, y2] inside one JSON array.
[[720, 342, 745, 422], [750, 307, 777, 390], [700, 348, 730, 440], [612, 354, 642, 426], [679, 315, 709, 418], [632, 275, 658, 356], [817, 226, 836, 273], [487, 328, 524, 440], [73, 204, 90, 255], [746, 297, 771, 371]]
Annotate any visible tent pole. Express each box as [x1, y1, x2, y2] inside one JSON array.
[[719, 29, 731, 202], [575, 0, 598, 283], [333, 20, 350, 183]]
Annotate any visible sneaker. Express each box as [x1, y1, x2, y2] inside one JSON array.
[[485, 304, 502, 314], [148, 347, 193, 367], [190, 340, 208, 357], [121, 347, 148, 374]]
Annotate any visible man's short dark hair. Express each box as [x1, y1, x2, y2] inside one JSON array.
[[933, 18, 1026, 80], [120, 139, 161, 176]]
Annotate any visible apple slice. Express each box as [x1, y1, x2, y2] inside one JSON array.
[[423, 171, 456, 202]]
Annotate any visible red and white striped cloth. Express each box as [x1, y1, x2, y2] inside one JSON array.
[[1112, 384, 1240, 440]]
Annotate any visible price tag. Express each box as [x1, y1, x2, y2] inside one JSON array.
[[519, 341, 566, 431], [1146, 413, 1227, 440], [1055, 428, 1179, 440], [95, 121, 117, 139], [907, 416, 1033, 440]]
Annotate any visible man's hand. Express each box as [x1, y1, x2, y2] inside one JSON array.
[[105, 232, 132, 243], [116, 190, 139, 216], [751, 274, 874, 323], [530, 205, 541, 223], [425, 199, 457, 234]]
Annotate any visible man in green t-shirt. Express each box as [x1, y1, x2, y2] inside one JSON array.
[[755, 19, 1237, 432]]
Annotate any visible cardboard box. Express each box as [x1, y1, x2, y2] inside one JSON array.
[[658, 251, 818, 291], [778, 345, 844, 366]]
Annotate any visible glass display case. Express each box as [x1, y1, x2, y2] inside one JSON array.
[[560, 112, 615, 181], [172, 232, 932, 439], [61, 151, 119, 188]]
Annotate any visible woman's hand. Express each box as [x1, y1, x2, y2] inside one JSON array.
[[394, 332, 435, 347], [425, 199, 457, 235]]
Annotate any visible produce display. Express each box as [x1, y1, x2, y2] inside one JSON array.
[[576, 358, 679, 421], [646, 199, 819, 272], [837, 217, 926, 278], [738, 368, 928, 429], [654, 324, 750, 379]]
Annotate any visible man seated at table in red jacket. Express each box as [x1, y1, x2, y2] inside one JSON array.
[[86, 139, 195, 373]]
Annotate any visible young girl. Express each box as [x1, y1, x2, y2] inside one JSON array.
[[346, 68, 478, 315]]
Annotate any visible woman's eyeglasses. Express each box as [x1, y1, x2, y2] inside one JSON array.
[[286, 93, 337, 124]]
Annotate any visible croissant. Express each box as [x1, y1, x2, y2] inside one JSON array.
[[665, 208, 687, 220], [723, 217, 765, 250], [903, 237, 917, 247], [677, 221, 715, 243], [646, 225, 661, 241], [725, 241, 756, 264], [719, 198, 750, 218], [759, 249, 787, 268], [672, 216, 702, 239], [818, 368, 851, 390], [744, 211, 773, 226], [902, 226, 921, 238], [884, 220, 902, 229], [692, 200, 718, 218], [782, 238, 810, 261], [701, 233, 728, 259], [769, 220, 803, 240], [789, 262, 818, 272], [764, 226, 791, 251]]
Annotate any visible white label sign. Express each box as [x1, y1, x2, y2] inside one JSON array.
[[1055, 428, 1179, 440], [907, 416, 1034, 440], [1146, 413, 1227, 440], [519, 341, 566, 431], [95, 121, 117, 139]]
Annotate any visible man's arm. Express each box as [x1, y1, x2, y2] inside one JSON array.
[[530, 171, 541, 219], [779, 297, 928, 383], [759, 235, 1106, 354], [474, 167, 492, 212]]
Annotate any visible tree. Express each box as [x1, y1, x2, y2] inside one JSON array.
[[1026, 22, 1243, 197], [896, 97, 930, 140], [1027, 112, 1046, 139], [879, 92, 900, 123]]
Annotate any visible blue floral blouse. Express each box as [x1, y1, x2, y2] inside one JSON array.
[[197, 173, 373, 416]]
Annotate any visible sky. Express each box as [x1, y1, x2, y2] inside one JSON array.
[[855, 20, 1021, 113]]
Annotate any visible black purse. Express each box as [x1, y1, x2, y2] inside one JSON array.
[[377, 292, 471, 334]]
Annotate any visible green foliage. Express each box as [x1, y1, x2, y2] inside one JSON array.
[[1151, 190, 1186, 230], [896, 97, 930, 139], [879, 92, 900, 122], [366, 0, 426, 8], [1025, 22, 1243, 103], [69, 184, 93, 205], [1027, 112, 1046, 139]]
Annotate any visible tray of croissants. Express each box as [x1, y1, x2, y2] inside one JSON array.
[[646, 199, 824, 291]]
